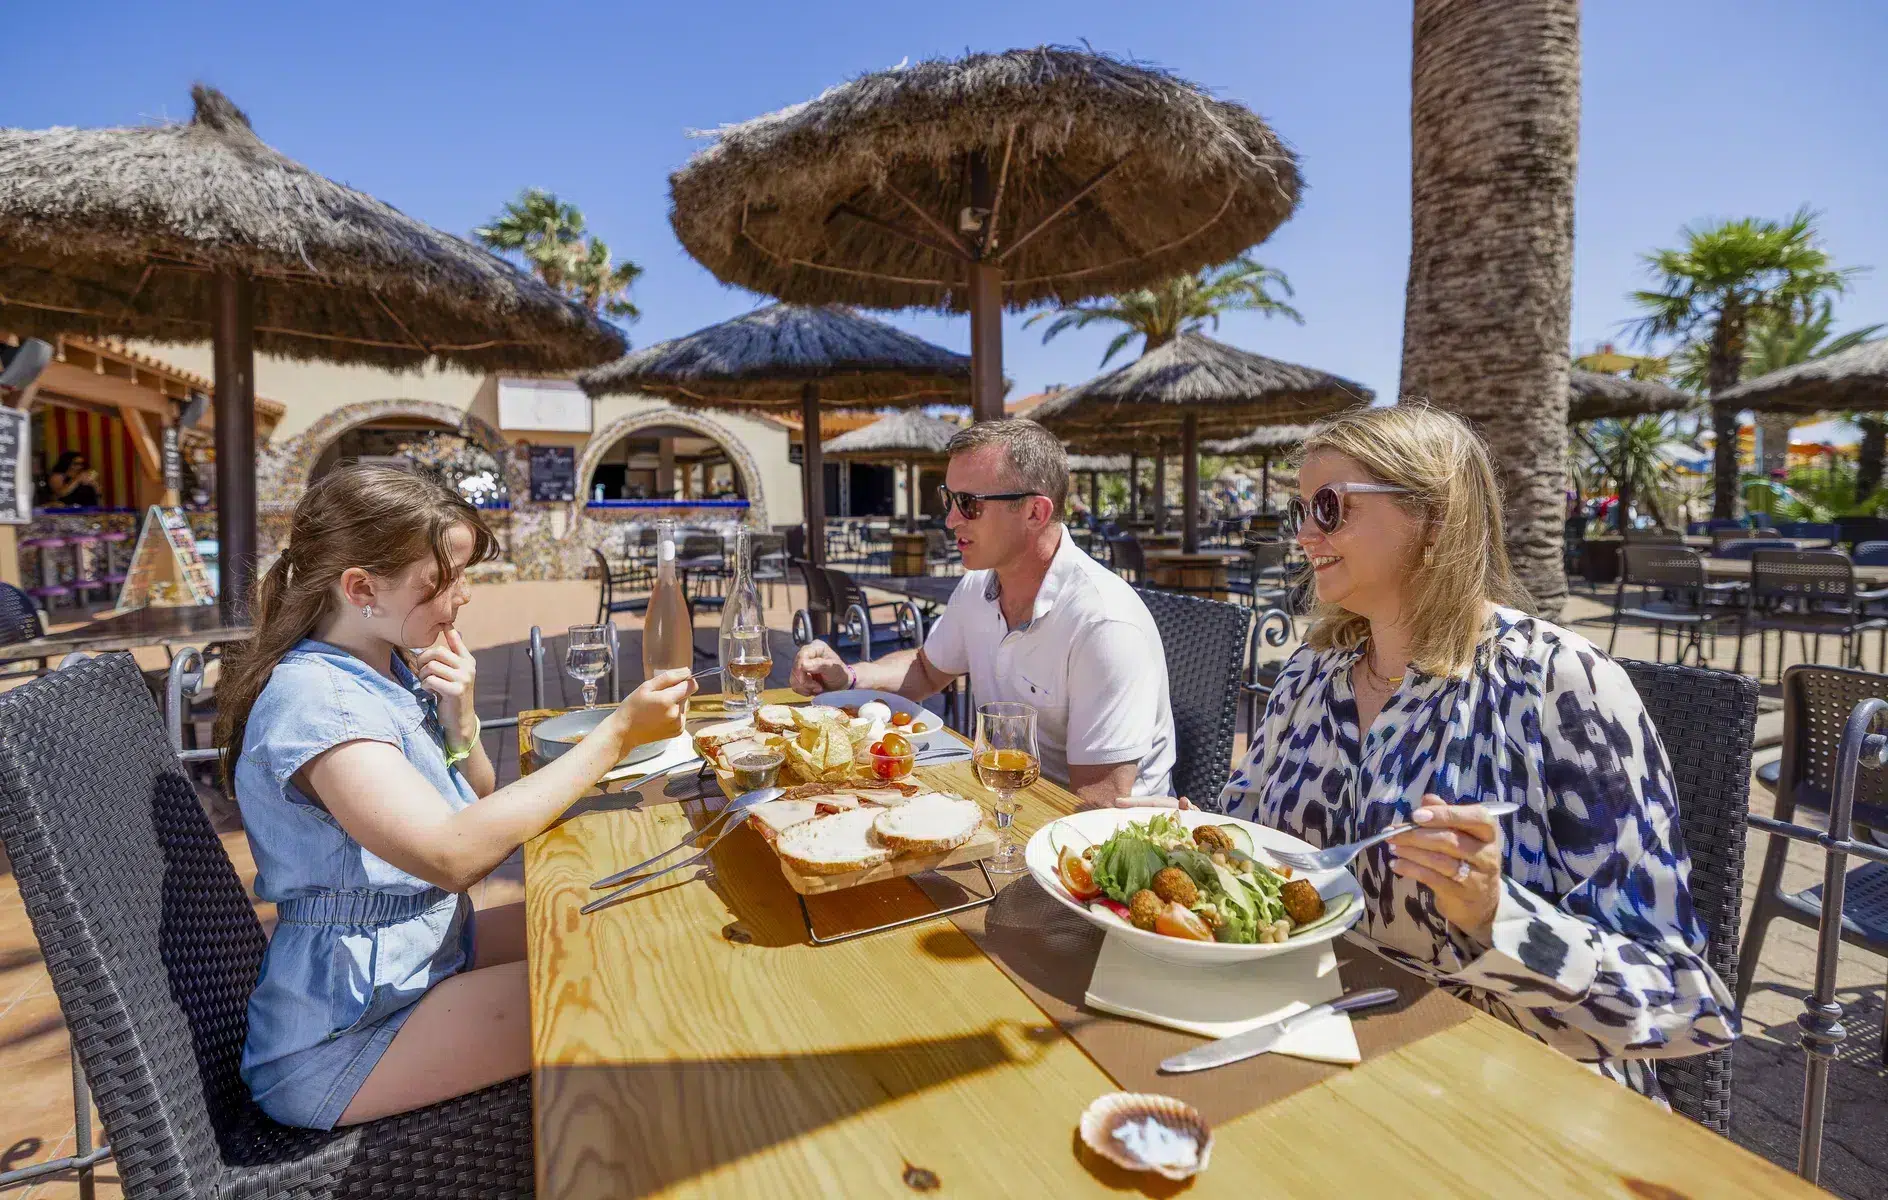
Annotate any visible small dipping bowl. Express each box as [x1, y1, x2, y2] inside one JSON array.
[[727, 748, 785, 793], [856, 744, 916, 782]]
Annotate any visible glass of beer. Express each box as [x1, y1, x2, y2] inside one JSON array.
[[974, 702, 1039, 874], [724, 624, 772, 715], [565, 623, 612, 709]]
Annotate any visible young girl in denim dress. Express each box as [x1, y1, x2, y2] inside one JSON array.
[[218, 464, 695, 1129]]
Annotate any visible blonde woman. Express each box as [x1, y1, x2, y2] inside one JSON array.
[[1225, 405, 1736, 1100]]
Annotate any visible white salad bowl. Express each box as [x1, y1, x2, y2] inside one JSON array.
[[1023, 807, 1367, 966]]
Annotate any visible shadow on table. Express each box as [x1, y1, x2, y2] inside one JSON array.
[[533, 1022, 1060, 1196]]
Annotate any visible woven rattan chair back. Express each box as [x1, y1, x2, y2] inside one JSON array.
[[0, 654, 533, 1197], [0, 580, 46, 646], [1619, 657, 1757, 1135], [1621, 544, 1707, 590], [1750, 549, 1857, 607], [1135, 589, 1249, 809]]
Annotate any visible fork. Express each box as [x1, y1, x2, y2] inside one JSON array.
[[1267, 800, 1521, 873], [588, 786, 781, 890]]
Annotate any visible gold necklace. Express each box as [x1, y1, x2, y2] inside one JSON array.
[[1367, 644, 1406, 686]]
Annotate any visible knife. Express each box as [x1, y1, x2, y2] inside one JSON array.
[[1157, 987, 1400, 1074]]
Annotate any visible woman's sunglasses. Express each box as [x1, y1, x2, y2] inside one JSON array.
[[1285, 482, 1410, 536], [936, 485, 1044, 521]]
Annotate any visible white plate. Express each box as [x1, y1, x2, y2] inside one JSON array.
[[1024, 808, 1366, 966], [806, 689, 946, 746], [532, 706, 671, 769]]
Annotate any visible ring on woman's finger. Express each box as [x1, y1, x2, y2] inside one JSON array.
[[1452, 860, 1472, 883]]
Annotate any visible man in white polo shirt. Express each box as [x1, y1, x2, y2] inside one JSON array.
[[791, 419, 1177, 808]]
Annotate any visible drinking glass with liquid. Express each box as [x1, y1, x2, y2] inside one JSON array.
[[565, 623, 612, 708], [974, 702, 1040, 874], [717, 528, 770, 714], [642, 518, 693, 681]]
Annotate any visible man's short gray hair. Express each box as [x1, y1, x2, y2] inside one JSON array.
[[945, 419, 1068, 516]]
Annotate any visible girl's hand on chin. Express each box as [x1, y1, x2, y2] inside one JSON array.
[[416, 629, 479, 748]]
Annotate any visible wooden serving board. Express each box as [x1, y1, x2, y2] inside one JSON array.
[[776, 821, 998, 896]]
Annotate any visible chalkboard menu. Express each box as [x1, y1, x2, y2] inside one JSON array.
[[0, 407, 27, 524], [528, 444, 577, 502]]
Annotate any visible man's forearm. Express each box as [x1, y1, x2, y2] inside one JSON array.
[[850, 649, 948, 701]]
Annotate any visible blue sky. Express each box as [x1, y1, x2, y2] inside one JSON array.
[[9, 0, 1886, 407]]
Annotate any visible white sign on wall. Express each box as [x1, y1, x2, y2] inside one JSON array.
[[497, 378, 592, 433]]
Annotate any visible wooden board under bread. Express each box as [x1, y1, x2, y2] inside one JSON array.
[[713, 766, 998, 895]]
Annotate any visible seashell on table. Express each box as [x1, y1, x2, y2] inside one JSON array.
[[1077, 1091, 1213, 1181]]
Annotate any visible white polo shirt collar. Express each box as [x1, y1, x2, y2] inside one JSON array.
[[981, 527, 1081, 632]]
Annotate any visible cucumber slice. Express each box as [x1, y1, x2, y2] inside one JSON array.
[[1286, 892, 1358, 939], [1218, 823, 1257, 857]]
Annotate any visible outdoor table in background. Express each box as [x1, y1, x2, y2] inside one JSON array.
[[1137, 531, 1185, 552], [518, 688, 1817, 1199], [1142, 547, 1247, 601], [0, 603, 251, 665], [850, 572, 962, 614], [1704, 557, 1888, 586]]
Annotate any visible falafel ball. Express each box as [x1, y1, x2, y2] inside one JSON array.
[[1151, 866, 1200, 906], [1280, 878, 1326, 927], [1129, 889, 1164, 931], [1193, 825, 1236, 853]]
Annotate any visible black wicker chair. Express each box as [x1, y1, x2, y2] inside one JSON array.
[[0, 654, 533, 1198], [0, 579, 51, 681], [1618, 657, 1758, 1136], [1607, 545, 1741, 665], [1136, 589, 1250, 809], [1734, 549, 1888, 680]]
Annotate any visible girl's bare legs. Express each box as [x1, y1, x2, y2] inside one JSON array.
[[471, 900, 528, 969], [337, 959, 530, 1125]]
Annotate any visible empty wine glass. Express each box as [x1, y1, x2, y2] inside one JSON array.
[[974, 702, 1040, 874], [565, 623, 612, 708]]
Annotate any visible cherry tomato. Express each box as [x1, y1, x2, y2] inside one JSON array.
[[870, 740, 885, 755], [881, 730, 912, 757], [1058, 846, 1102, 901], [892, 711, 912, 726], [874, 757, 896, 780], [1154, 902, 1214, 942]]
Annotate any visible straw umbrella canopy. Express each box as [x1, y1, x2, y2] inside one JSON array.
[[1204, 422, 1323, 514], [0, 85, 624, 605], [668, 46, 1302, 421], [1715, 339, 1888, 415], [820, 409, 965, 531], [1566, 370, 1694, 423], [1030, 333, 1370, 550], [577, 304, 970, 564]]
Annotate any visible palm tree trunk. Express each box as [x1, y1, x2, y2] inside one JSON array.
[[1401, 0, 1580, 619], [1705, 314, 1748, 519], [1858, 416, 1887, 499]]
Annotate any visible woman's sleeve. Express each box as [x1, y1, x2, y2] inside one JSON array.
[[1221, 644, 1316, 819], [1442, 641, 1739, 1060], [253, 664, 408, 800]]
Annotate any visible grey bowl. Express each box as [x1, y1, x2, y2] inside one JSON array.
[[531, 706, 671, 768]]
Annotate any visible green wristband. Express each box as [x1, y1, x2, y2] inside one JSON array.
[[443, 716, 481, 768]]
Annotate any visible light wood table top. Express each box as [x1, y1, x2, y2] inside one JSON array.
[[522, 690, 1819, 1199], [1142, 548, 1248, 562]]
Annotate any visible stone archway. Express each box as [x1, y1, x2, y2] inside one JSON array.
[[578, 405, 767, 527], [259, 399, 513, 507]]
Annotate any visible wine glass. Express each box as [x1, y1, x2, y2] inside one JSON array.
[[724, 623, 772, 715], [565, 623, 612, 708], [974, 702, 1040, 874]]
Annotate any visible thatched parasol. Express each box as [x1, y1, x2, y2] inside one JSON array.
[[1715, 339, 1888, 415], [668, 46, 1302, 420], [1030, 333, 1369, 549], [1566, 370, 1694, 423], [820, 408, 965, 530], [1203, 422, 1322, 514], [578, 304, 970, 563], [0, 85, 625, 605]]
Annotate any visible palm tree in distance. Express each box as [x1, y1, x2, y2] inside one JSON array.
[[1627, 207, 1858, 517], [1023, 255, 1303, 368], [476, 188, 641, 320]]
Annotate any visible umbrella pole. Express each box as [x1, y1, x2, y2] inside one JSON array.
[[1129, 452, 1141, 519], [967, 152, 1005, 423], [800, 381, 826, 567], [1088, 470, 1100, 521], [1182, 412, 1200, 554], [1262, 455, 1272, 514], [906, 456, 918, 532], [1153, 442, 1168, 535], [212, 271, 258, 614]]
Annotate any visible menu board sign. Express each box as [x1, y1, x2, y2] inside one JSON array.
[[115, 506, 216, 610], [528, 444, 578, 502], [0, 407, 28, 525]]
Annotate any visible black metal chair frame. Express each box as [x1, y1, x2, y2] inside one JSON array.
[[1607, 544, 1741, 666], [592, 545, 651, 626], [1240, 607, 1296, 738], [1733, 549, 1888, 680]]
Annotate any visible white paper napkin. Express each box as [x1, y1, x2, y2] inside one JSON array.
[[594, 733, 700, 790], [1083, 935, 1361, 1064]]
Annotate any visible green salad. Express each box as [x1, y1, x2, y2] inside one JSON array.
[[1058, 813, 1352, 945]]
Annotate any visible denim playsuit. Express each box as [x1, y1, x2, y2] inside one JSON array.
[[236, 639, 479, 1129]]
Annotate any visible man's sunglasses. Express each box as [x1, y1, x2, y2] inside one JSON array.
[[937, 485, 1044, 521], [1284, 482, 1410, 536]]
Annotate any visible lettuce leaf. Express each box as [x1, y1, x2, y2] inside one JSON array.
[[1093, 832, 1167, 903]]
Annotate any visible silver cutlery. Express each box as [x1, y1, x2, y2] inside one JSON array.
[[1267, 800, 1521, 873], [588, 786, 782, 891], [1158, 987, 1401, 1074]]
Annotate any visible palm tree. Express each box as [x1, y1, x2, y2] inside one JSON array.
[[1627, 207, 1857, 517], [1023, 254, 1302, 367], [1401, 0, 1582, 619], [476, 188, 641, 320]]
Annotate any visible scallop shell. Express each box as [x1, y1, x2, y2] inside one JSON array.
[[1078, 1092, 1214, 1181]]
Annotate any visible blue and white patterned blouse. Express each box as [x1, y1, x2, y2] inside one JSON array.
[[1225, 606, 1737, 1097]]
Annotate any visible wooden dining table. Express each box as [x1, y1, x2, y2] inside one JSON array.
[[520, 690, 1819, 1199]]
